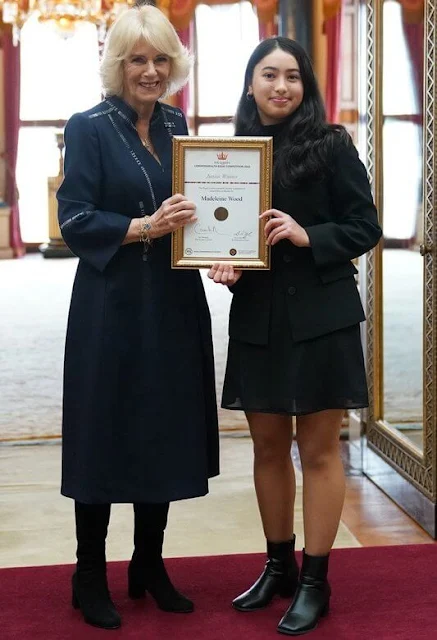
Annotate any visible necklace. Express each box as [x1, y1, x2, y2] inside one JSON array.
[[140, 136, 153, 151], [138, 130, 161, 165]]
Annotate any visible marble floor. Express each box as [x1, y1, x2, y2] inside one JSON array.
[[0, 436, 359, 569]]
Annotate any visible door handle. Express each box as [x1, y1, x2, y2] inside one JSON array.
[[419, 243, 432, 256]]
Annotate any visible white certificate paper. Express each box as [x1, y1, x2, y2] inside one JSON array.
[[172, 137, 272, 269]]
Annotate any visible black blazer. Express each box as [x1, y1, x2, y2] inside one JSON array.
[[228, 138, 382, 345]]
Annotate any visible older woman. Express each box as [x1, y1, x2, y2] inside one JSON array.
[[57, 5, 219, 630]]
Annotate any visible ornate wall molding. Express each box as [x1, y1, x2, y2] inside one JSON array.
[[365, 0, 436, 500]]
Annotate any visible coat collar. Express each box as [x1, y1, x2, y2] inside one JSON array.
[[105, 95, 163, 129]]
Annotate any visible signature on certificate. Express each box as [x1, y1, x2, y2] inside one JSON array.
[[233, 230, 254, 240], [194, 224, 230, 236], [194, 225, 253, 240]]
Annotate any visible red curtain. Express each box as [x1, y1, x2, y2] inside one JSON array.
[[402, 17, 424, 121], [175, 25, 192, 113], [259, 19, 277, 40], [324, 6, 343, 123], [3, 30, 24, 257]]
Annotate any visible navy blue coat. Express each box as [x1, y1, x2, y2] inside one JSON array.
[[57, 96, 219, 504]]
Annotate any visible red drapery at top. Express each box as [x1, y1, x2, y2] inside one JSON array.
[[157, 0, 277, 30], [162, 0, 278, 111], [323, 0, 343, 123], [398, 0, 425, 23], [323, 0, 424, 19], [321, 0, 424, 123], [399, 0, 425, 120], [1, 22, 25, 257]]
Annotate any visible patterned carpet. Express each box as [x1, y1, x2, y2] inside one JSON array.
[[0, 250, 422, 441], [382, 249, 423, 425], [0, 254, 246, 441]]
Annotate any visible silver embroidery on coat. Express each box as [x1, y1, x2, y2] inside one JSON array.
[[60, 210, 93, 230], [108, 113, 158, 211], [89, 106, 116, 119]]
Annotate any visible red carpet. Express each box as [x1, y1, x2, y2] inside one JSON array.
[[2, 545, 437, 640]]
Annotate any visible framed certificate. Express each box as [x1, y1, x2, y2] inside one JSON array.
[[171, 136, 272, 269]]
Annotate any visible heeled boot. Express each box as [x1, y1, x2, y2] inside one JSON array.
[[128, 502, 194, 613], [72, 502, 121, 630], [277, 550, 330, 636], [232, 537, 299, 612]]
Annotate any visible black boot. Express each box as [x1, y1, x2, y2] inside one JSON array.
[[277, 550, 330, 636], [72, 502, 121, 630], [232, 537, 299, 612], [128, 502, 194, 613]]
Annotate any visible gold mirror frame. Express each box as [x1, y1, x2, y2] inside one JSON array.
[[365, 0, 436, 501]]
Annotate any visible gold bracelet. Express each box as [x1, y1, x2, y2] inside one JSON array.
[[139, 215, 153, 245]]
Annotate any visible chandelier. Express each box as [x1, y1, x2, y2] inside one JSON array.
[[0, 1, 136, 44]]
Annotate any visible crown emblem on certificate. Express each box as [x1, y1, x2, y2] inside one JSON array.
[[217, 151, 229, 160]]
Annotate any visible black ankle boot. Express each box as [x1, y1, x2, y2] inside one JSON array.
[[128, 502, 194, 613], [72, 502, 121, 629], [277, 550, 330, 636], [232, 537, 299, 612]]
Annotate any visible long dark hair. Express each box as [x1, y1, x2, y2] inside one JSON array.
[[235, 37, 349, 187]]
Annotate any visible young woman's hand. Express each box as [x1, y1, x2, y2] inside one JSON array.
[[260, 209, 310, 247], [207, 263, 242, 286], [149, 194, 197, 239]]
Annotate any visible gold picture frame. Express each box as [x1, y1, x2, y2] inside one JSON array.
[[363, 0, 437, 535], [171, 136, 272, 269]]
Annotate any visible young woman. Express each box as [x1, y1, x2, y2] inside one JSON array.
[[209, 37, 381, 636]]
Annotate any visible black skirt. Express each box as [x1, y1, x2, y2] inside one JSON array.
[[222, 275, 369, 416]]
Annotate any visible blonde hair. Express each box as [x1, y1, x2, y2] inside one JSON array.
[[100, 4, 192, 98]]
